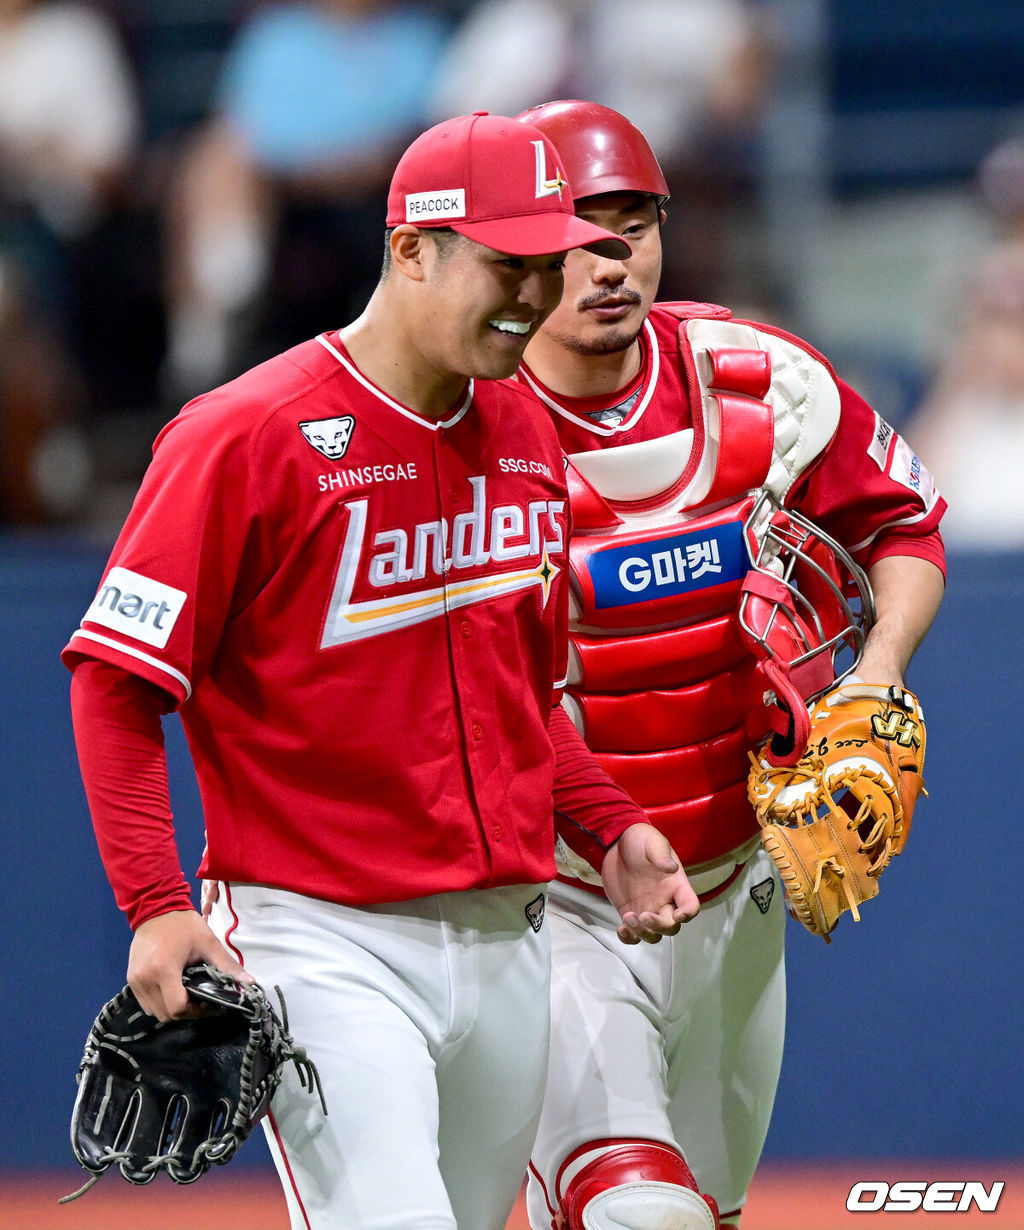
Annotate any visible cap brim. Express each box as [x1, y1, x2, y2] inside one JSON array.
[[452, 212, 630, 259]]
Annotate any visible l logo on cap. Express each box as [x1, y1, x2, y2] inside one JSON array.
[[532, 141, 567, 200]]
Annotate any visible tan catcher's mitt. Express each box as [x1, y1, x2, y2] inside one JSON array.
[[748, 682, 926, 941]]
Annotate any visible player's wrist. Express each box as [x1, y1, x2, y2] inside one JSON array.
[[129, 901, 201, 933]]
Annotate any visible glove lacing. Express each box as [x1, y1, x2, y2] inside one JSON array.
[[59, 981, 327, 1204], [269, 983, 327, 1117]]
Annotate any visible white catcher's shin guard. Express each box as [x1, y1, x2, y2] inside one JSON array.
[[581, 1181, 717, 1230]]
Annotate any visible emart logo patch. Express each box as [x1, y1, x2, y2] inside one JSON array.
[[83, 567, 186, 649]]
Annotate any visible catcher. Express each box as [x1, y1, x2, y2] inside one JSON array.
[[502, 99, 947, 1230]]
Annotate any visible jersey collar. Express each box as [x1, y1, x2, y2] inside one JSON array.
[[517, 316, 659, 436], [316, 332, 474, 430]]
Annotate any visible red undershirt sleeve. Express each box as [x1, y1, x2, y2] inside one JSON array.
[[70, 658, 195, 930], [549, 703, 648, 873]]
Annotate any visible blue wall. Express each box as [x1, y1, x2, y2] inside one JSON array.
[[1, 536, 1020, 1171], [765, 549, 1024, 1159]]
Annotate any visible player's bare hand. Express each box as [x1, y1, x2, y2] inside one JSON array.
[[127, 908, 252, 1021], [602, 823, 699, 945]]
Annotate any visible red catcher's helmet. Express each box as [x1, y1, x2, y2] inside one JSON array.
[[515, 99, 669, 206]]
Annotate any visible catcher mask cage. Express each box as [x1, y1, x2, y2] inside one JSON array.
[[739, 490, 875, 764]]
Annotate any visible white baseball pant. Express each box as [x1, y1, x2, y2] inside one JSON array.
[[210, 881, 550, 1229], [527, 850, 786, 1227]]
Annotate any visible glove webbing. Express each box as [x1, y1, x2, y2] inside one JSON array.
[[59, 982, 326, 1204], [754, 749, 902, 852], [753, 752, 900, 942]]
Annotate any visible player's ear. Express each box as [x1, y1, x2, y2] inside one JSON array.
[[390, 226, 429, 282]]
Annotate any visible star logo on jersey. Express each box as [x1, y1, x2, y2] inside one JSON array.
[[537, 545, 560, 605], [532, 140, 568, 200], [299, 415, 355, 459]]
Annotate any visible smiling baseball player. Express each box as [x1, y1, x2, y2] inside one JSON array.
[[63, 112, 699, 1230], [512, 100, 947, 1230]]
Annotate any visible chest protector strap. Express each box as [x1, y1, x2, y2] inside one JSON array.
[[702, 392, 775, 506]]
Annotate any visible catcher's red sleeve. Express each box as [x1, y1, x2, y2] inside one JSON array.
[[794, 377, 947, 577], [70, 659, 194, 929]]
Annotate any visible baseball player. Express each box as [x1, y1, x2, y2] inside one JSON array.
[[510, 101, 948, 1230], [62, 112, 700, 1230]]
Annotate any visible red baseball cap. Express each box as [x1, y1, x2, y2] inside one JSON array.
[[386, 112, 631, 259]]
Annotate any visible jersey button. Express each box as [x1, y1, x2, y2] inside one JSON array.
[[460, 620, 471, 638], [471, 722, 483, 740], [492, 826, 502, 841]]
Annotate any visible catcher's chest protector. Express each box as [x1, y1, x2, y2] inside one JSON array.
[[561, 311, 842, 873]]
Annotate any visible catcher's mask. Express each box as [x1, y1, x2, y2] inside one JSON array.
[[739, 490, 875, 765]]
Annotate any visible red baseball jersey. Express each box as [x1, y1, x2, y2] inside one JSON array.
[[64, 332, 636, 908], [518, 302, 947, 572]]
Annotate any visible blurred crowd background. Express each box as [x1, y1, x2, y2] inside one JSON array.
[[3, 2, 1023, 1197], [2, 0, 1024, 547]]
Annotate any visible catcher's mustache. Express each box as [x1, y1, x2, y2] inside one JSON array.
[[579, 289, 643, 309]]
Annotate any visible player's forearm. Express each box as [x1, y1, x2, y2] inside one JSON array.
[[70, 660, 194, 929], [858, 555, 945, 684], [549, 704, 648, 869]]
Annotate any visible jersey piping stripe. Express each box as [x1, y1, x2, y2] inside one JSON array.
[[268, 1112, 312, 1230], [221, 884, 313, 1230], [69, 629, 192, 699], [846, 499, 941, 555], [518, 316, 660, 436], [315, 332, 474, 429], [527, 1158, 559, 1220], [221, 883, 244, 964]]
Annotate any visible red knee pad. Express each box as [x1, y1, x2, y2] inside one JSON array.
[[557, 1139, 720, 1230]]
